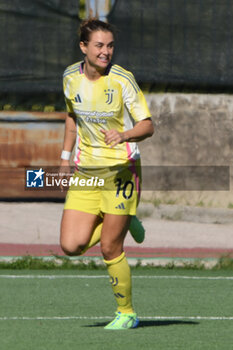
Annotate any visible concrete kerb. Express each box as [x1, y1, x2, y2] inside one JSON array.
[[0, 254, 220, 269]]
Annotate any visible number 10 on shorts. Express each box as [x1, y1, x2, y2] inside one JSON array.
[[115, 178, 134, 199]]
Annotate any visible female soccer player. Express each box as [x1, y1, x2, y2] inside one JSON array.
[[60, 19, 154, 330]]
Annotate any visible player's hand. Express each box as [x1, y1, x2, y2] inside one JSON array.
[[100, 129, 126, 148], [59, 160, 70, 192]]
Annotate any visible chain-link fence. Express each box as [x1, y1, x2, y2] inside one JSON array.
[[1, 0, 233, 95], [0, 0, 82, 94], [109, 0, 233, 88]]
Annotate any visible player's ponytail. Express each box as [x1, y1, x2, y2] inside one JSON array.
[[79, 18, 115, 44]]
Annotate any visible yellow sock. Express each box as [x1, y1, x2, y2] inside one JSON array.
[[104, 252, 134, 314], [81, 222, 102, 254]]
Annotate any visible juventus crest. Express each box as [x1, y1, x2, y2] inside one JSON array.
[[104, 89, 114, 104]]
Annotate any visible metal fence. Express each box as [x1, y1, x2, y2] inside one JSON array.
[[0, 0, 82, 94], [109, 0, 233, 87], [1, 0, 233, 94]]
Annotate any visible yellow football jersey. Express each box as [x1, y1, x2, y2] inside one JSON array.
[[63, 61, 151, 168]]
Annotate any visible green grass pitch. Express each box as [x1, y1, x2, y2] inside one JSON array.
[[0, 268, 233, 350]]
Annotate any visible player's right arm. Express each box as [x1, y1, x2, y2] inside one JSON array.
[[62, 70, 77, 164], [59, 113, 77, 190], [61, 112, 77, 165], [59, 70, 79, 188]]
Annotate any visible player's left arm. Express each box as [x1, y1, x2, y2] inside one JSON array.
[[122, 117, 154, 142], [101, 70, 154, 147], [100, 118, 154, 147]]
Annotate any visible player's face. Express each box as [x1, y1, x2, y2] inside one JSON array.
[[80, 30, 114, 72]]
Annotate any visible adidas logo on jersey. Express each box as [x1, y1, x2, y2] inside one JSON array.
[[115, 203, 125, 209], [74, 93, 82, 103]]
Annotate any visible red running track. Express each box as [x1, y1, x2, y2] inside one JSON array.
[[0, 243, 233, 259]]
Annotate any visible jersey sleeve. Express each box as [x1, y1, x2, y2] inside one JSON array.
[[122, 72, 151, 122], [63, 74, 74, 114], [64, 96, 74, 114]]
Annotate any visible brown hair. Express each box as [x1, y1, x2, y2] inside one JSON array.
[[79, 18, 115, 44]]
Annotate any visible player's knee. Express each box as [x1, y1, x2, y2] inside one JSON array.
[[101, 241, 119, 260], [60, 240, 84, 256]]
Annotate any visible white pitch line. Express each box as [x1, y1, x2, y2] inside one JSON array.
[[141, 316, 233, 321], [0, 316, 111, 321], [0, 315, 233, 321], [134, 275, 233, 280], [0, 275, 108, 279], [0, 274, 233, 280]]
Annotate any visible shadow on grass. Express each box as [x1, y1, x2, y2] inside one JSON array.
[[83, 319, 199, 328]]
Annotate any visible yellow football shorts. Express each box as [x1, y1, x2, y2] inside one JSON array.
[[64, 161, 141, 216]]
